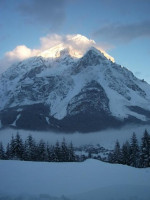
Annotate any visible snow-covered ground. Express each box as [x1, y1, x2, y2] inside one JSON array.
[[0, 124, 150, 149], [0, 159, 150, 200]]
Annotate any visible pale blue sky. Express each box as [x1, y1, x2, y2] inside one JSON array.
[[0, 0, 150, 82]]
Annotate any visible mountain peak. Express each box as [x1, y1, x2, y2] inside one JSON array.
[[85, 46, 115, 63], [37, 34, 114, 62], [38, 44, 114, 64], [85, 46, 104, 57], [79, 46, 112, 66], [38, 44, 82, 59], [87, 46, 100, 53], [87, 47, 115, 63], [68, 34, 95, 45]]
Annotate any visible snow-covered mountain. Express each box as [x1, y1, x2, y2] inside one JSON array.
[[0, 35, 150, 132]]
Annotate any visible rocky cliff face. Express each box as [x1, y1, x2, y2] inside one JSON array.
[[0, 45, 150, 132]]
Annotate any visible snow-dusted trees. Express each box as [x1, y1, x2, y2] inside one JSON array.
[[5, 143, 11, 159], [113, 140, 121, 163], [108, 130, 150, 168], [108, 140, 121, 163], [14, 132, 24, 160], [54, 140, 61, 162], [68, 142, 76, 162], [60, 138, 69, 162], [0, 133, 76, 162], [23, 135, 37, 161], [130, 133, 140, 167], [8, 133, 24, 160], [140, 129, 150, 168], [37, 139, 47, 161], [120, 141, 130, 165], [54, 139, 76, 162], [0, 142, 5, 159]]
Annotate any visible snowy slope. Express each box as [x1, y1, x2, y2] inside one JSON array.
[[0, 35, 150, 131], [0, 159, 150, 200]]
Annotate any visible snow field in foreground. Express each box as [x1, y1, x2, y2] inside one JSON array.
[[0, 159, 150, 200]]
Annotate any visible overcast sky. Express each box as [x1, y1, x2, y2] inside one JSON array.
[[0, 0, 150, 83]]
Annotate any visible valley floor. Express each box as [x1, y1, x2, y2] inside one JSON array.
[[0, 159, 150, 200]]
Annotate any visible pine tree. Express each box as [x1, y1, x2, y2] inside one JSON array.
[[68, 142, 76, 162], [140, 129, 150, 167], [45, 143, 53, 162], [108, 152, 114, 163], [130, 132, 140, 167], [50, 145, 56, 162], [61, 138, 69, 162], [25, 135, 37, 161], [38, 139, 46, 161], [5, 143, 11, 160], [121, 141, 130, 165], [112, 140, 121, 163], [54, 141, 61, 162], [9, 135, 16, 159], [14, 132, 24, 160], [22, 140, 29, 161], [0, 142, 5, 159]]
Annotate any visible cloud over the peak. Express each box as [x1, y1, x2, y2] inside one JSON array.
[[40, 34, 64, 50], [0, 34, 114, 74], [39, 34, 97, 57], [39, 34, 114, 61], [18, 0, 67, 29], [94, 20, 150, 43]]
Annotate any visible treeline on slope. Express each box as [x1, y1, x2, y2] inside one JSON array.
[[0, 134, 76, 162], [108, 129, 150, 168]]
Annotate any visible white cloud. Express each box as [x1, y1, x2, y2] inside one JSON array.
[[40, 34, 63, 50], [0, 45, 40, 74], [0, 34, 114, 74], [5, 45, 39, 60], [39, 33, 96, 54], [39, 34, 114, 61]]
